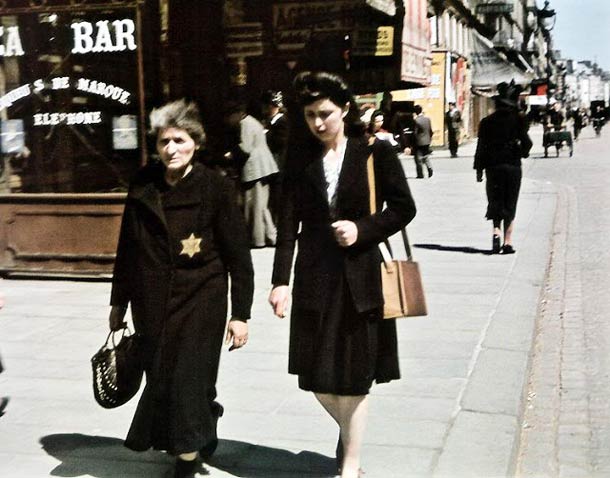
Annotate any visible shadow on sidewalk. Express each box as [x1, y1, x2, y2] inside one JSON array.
[[414, 243, 492, 255], [208, 438, 337, 477], [39, 434, 336, 477], [40, 434, 171, 477]]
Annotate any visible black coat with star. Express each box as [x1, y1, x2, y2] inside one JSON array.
[[110, 161, 254, 455]]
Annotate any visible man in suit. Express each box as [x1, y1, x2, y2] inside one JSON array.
[[445, 102, 462, 157], [413, 105, 433, 178], [261, 90, 289, 223]]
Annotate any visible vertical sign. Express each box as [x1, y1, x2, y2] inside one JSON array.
[[401, 0, 432, 85], [401, 51, 447, 146]]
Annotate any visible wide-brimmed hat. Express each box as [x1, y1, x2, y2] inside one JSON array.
[[494, 80, 522, 108]]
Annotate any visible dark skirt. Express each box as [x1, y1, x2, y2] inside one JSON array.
[[485, 164, 522, 222], [289, 272, 400, 396]]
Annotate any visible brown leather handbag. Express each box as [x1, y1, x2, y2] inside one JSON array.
[[367, 148, 428, 318]]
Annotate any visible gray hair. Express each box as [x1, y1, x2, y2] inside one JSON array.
[[149, 99, 206, 145]]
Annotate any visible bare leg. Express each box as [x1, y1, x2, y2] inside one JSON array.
[[503, 220, 514, 246], [315, 393, 369, 478], [178, 452, 197, 461]]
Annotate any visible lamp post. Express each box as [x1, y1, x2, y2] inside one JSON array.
[[538, 0, 557, 122]]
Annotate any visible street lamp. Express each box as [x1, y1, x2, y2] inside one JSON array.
[[538, 0, 557, 125]]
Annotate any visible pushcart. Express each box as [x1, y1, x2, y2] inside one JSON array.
[[543, 128, 573, 157]]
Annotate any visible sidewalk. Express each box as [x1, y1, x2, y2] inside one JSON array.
[[0, 126, 558, 478]]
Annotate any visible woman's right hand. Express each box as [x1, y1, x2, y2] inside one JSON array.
[[268, 286, 290, 319], [109, 305, 127, 331]]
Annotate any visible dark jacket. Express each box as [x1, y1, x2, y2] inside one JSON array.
[[266, 112, 290, 170], [474, 108, 533, 171], [272, 137, 416, 314], [110, 161, 253, 454]]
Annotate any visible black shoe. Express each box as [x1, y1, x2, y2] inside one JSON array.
[[0, 397, 8, 417], [501, 244, 515, 254], [173, 458, 198, 478], [335, 436, 343, 473], [492, 235, 501, 254], [427, 168, 434, 177]]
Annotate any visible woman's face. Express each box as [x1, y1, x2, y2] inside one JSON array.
[[156, 127, 197, 172], [304, 98, 348, 144]]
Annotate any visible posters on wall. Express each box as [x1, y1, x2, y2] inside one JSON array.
[[401, 0, 431, 85]]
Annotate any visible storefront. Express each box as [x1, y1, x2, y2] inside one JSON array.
[[0, 0, 158, 276]]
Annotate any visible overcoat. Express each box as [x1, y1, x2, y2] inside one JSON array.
[[239, 114, 279, 183], [272, 137, 416, 322], [110, 161, 254, 455]]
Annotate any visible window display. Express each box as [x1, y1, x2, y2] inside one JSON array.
[[0, 7, 142, 194]]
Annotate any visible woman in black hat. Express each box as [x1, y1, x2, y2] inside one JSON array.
[[474, 81, 533, 254]]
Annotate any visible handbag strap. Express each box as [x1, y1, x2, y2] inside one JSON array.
[[366, 142, 414, 262]]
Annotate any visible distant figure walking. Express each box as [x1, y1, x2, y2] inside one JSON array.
[[225, 101, 279, 248], [445, 102, 462, 157], [474, 81, 533, 254], [413, 105, 434, 178]]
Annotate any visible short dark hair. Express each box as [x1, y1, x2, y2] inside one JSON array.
[[149, 99, 205, 146], [414, 105, 423, 115], [293, 71, 364, 137]]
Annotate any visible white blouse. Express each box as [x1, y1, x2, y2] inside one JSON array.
[[322, 138, 348, 210]]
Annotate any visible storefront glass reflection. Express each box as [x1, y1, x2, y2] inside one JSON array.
[[0, 9, 141, 194]]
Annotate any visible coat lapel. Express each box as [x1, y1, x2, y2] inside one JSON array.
[[303, 155, 329, 211], [130, 180, 167, 231], [336, 138, 368, 212]]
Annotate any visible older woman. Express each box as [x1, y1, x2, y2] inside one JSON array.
[[109, 99, 254, 478], [268, 72, 416, 478]]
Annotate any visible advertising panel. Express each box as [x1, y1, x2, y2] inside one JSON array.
[[398, 51, 446, 146], [400, 0, 431, 85]]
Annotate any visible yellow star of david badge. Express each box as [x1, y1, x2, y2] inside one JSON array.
[[179, 233, 202, 258]]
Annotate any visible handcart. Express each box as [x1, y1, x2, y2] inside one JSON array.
[[543, 128, 573, 158]]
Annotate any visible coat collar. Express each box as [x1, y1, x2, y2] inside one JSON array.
[[128, 162, 205, 229], [302, 137, 370, 215]]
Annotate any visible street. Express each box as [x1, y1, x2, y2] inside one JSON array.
[[516, 123, 610, 477], [0, 123, 608, 477]]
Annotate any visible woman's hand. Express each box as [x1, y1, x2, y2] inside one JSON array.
[[109, 305, 127, 331], [331, 220, 358, 247], [225, 319, 248, 351], [269, 285, 290, 319]]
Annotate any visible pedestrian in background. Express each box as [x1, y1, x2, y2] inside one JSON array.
[[413, 104, 434, 178], [261, 90, 289, 223], [225, 101, 279, 248], [474, 81, 533, 254], [268, 71, 416, 478], [572, 107, 584, 140], [109, 99, 254, 478], [368, 109, 400, 150], [445, 101, 462, 157], [0, 289, 7, 417]]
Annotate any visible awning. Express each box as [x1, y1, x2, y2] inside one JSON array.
[[470, 30, 533, 92], [366, 0, 396, 16]]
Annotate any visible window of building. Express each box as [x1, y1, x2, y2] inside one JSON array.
[[0, 8, 142, 194]]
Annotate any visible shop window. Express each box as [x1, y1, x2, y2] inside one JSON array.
[[0, 8, 142, 194]]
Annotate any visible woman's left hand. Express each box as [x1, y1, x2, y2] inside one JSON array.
[[225, 319, 249, 351], [331, 220, 358, 247]]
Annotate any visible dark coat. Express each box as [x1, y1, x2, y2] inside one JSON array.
[[474, 108, 533, 172], [110, 161, 253, 455], [266, 112, 290, 170], [272, 137, 416, 314]]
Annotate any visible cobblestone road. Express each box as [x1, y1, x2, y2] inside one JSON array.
[[517, 124, 610, 477]]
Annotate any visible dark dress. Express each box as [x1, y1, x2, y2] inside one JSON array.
[[110, 161, 254, 455], [474, 108, 532, 223], [272, 137, 416, 396]]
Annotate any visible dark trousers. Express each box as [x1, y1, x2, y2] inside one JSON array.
[[448, 128, 459, 156], [414, 145, 432, 178]]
